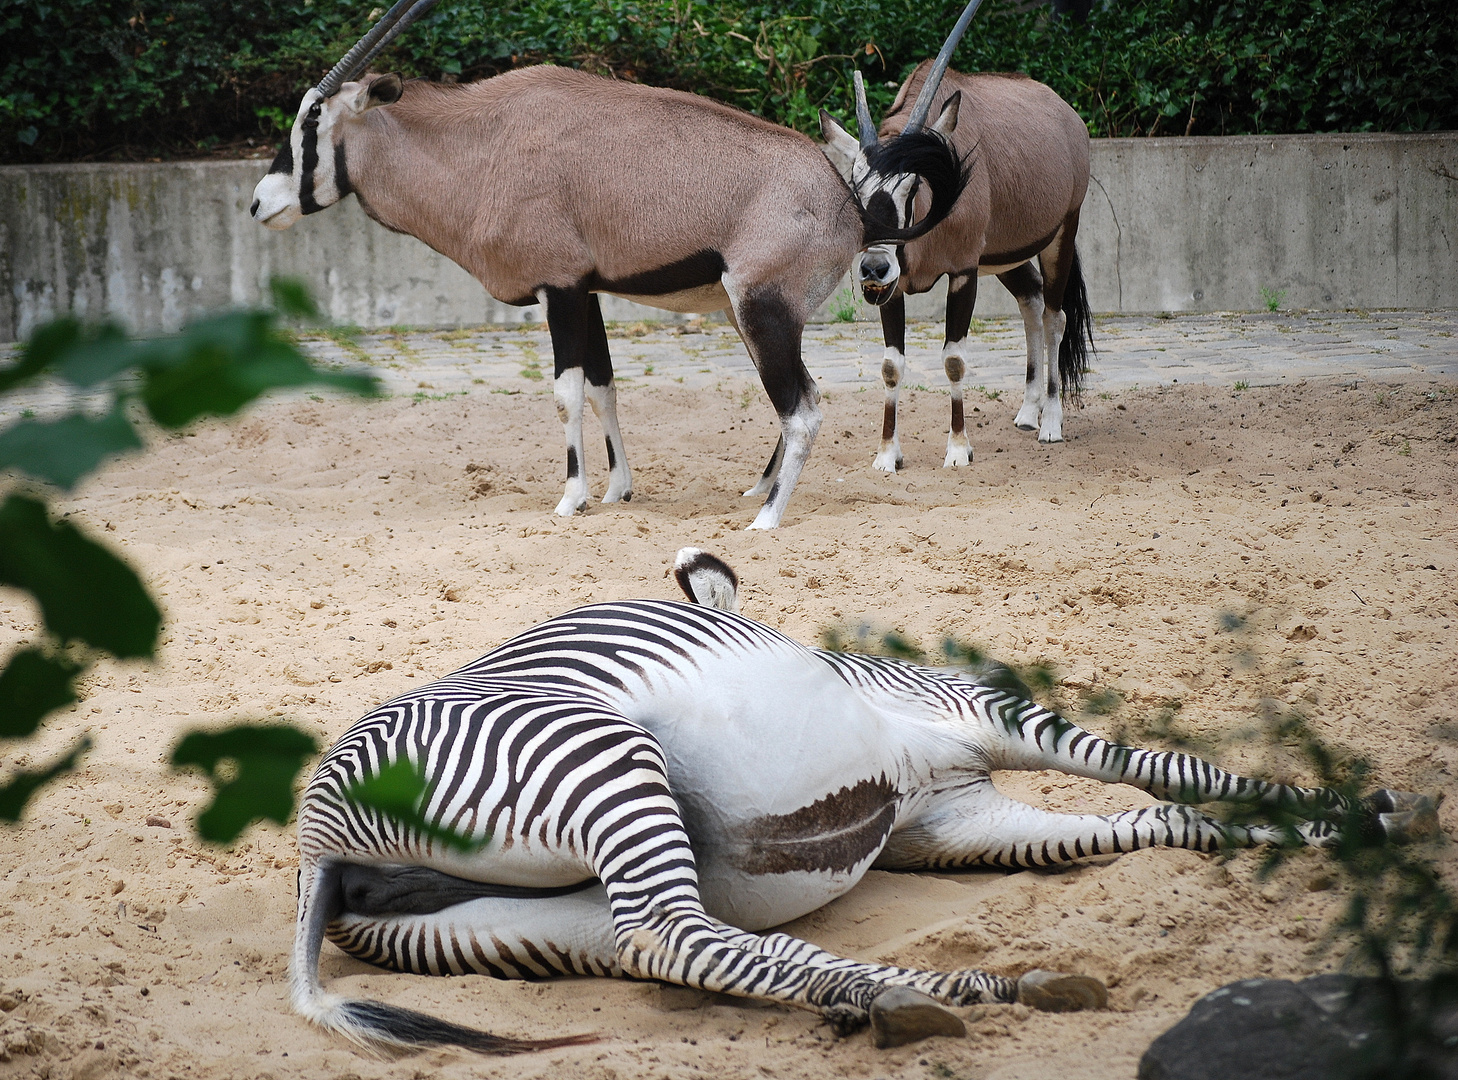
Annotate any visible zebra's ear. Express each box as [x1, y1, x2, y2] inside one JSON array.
[[819, 110, 860, 184], [673, 548, 740, 614]]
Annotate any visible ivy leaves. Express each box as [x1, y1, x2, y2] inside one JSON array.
[[0, 280, 377, 832]]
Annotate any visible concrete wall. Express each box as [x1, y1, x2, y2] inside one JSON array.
[[2, 132, 1455, 341]]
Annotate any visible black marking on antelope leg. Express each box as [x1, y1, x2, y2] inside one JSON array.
[[565, 446, 580, 479], [881, 401, 898, 441], [758, 436, 785, 482], [736, 285, 813, 417], [732, 776, 899, 875], [542, 285, 615, 383], [945, 275, 978, 346], [881, 294, 907, 355], [604, 437, 617, 471], [340, 863, 597, 917], [997, 262, 1042, 304], [951, 398, 965, 436], [588, 250, 727, 296]]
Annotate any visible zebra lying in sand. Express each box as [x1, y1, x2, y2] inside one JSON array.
[[291, 549, 1438, 1054]]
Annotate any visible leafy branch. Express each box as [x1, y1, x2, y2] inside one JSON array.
[[0, 279, 375, 838]]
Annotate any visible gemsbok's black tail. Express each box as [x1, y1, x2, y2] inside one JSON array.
[[1058, 246, 1094, 402], [291, 859, 597, 1055]]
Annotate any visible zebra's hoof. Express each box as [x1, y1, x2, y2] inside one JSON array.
[[868, 987, 966, 1048], [1016, 970, 1108, 1013], [1367, 789, 1441, 844], [821, 1003, 869, 1038]]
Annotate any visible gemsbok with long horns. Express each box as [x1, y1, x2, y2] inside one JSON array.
[[290, 547, 1438, 1055], [251, 0, 971, 528], [857, 63, 1095, 470]]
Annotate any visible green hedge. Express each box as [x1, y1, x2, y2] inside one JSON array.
[[2, 0, 1454, 163]]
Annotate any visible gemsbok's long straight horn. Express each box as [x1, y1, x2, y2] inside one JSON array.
[[903, 0, 988, 133], [315, 0, 440, 98]]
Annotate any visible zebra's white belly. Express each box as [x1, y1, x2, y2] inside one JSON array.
[[609, 641, 909, 928]]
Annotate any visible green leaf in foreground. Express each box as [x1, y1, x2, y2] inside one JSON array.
[[0, 648, 81, 739], [0, 737, 91, 822], [139, 312, 379, 429], [170, 724, 320, 844], [0, 406, 143, 490], [344, 759, 488, 854], [0, 493, 161, 658], [269, 276, 320, 320]]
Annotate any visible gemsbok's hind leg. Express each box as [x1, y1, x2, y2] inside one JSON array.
[[727, 284, 821, 530], [941, 274, 978, 467], [542, 286, 620, 516], [1033, 220, 1081, 443], [1006, 262, 1049, 435], [873, 294, 908, 472]]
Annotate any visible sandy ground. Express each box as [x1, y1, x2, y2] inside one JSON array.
[[2, 334, 1456, 1080]]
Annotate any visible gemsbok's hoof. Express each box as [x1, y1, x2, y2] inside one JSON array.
[[1016, 970, 1109, 1013], [1365, 789, 1441, 844], [869, 987, 966, 1048]]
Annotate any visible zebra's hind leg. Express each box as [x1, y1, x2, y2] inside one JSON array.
[[328, 882, 621, 979], [967, 691, 1437, 843]]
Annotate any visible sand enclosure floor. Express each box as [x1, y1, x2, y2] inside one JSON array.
[[2, 315, 1456, 1079]]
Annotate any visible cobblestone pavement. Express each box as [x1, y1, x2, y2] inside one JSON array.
[[294, 309, 1458, 401], [2, 310, 1454, 422]]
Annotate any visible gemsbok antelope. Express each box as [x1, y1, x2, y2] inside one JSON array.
[[291, 548, 1437, 1055], [250, 0, 970, 529], [857, 64, 1095, 470]]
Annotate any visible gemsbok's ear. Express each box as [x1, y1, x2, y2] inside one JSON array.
[[931, 91, 962, 138], [341, 73, 404, 116], [819, 109, 860, 183]]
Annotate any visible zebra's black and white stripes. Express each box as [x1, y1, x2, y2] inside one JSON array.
[[289, 550, 1434, 1055]]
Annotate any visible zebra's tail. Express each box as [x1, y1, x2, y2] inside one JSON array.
[[674, 548, 740, 612], [1058, 246, 1094, 403], [291, 858, 596, 1055]]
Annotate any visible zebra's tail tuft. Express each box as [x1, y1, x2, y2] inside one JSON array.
[[674, 548, 740, 613], [292, 858, 596, 1056]]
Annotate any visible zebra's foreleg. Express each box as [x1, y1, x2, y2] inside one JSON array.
[[877, 776, 1299, 871], [975, 693, 1357, 820], [873, 293, 907, 472], [710, 922, 1106, 1014], [941, 275, 977, 468]]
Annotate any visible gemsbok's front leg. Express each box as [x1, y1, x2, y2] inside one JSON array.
[[873, 293, 908, 472], [940, 274, 978, 467], [541, 286, 605, 516], [577, 293, 633, 504], [728, 284, 821, 530]]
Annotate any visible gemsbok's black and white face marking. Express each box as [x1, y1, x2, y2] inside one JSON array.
[[250, 74, 403, 231], [819, 94, 962, 306]]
